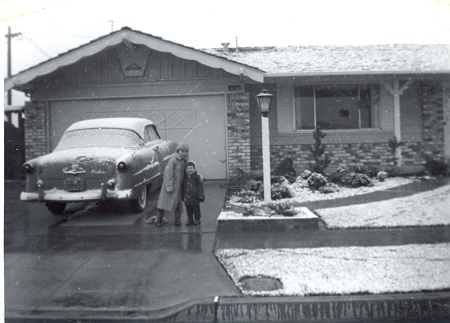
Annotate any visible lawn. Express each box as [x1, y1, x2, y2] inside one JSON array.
[[218, 176, 450, 297], [316, 184, 450, 229], [215, 243, 450, 297]]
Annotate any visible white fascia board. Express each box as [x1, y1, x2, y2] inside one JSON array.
[[5, 30, 264, 91], [265, 70, 450, 78], [125, 32, 264, 83], [5, 34, 124, 91]]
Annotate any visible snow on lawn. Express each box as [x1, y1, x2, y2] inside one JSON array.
[[316, 184, 450, 229], [227, 177, 416, 208], [215, 243, 450, 297]]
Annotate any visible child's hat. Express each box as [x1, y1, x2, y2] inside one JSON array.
[[186, 160, 196, 170], [177, 141, 189, 151]]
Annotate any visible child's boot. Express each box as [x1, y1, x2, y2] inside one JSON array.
[[156, 209, 164, 227], [186, 214, 194, 226], [174, 211, 181, 226]]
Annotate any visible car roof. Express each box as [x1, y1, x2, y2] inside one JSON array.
[[65, 118, 155, 138]]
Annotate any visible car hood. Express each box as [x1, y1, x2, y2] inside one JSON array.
[[34, 147, 135, 179]]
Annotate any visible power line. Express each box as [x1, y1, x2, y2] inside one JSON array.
[[22, 35, 54, 58]]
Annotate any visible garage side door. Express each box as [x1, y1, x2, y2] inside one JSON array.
[[49, 95, 227, 179]]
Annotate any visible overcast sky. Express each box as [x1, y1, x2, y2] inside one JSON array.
[[2, 0, 450, 77]]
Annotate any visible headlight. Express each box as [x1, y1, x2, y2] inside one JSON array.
[[24, 163, 34, 173], [117, 162, 127, 171]]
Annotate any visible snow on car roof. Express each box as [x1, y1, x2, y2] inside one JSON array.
[[65, 118, 154, 138]]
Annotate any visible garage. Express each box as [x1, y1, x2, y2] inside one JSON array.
[[49, 95, 227, 179], [6, 28, 264, 180]]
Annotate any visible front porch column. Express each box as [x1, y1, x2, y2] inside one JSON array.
[[381, 79, 413, 166]]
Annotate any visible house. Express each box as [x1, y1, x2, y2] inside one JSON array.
[[5, 27, 450, 180]]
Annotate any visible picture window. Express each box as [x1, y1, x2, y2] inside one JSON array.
[[294, 84, 380, 130]]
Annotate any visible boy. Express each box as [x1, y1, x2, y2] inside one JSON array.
[[182, 161, 205, 225]]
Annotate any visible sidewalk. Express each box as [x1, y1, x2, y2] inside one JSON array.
[[4, 178, 450, 322]]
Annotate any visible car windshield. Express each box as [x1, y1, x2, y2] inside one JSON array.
[[55, 128, 143, 150]]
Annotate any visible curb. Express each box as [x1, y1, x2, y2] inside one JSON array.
[[6, 292, 450, 322], [217, 208, 319, 232]]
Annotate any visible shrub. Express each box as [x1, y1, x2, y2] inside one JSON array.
[[308, 127, 331, 174], [307, 172, 327, 190], [273, 158, 297, 183], [300, 170, 312, 180], [328, 166, 348, 183], [270, 183, 293, 200], [364, 166, 382, 178], [424, 157, 449, 177], [388, 136, 403, 166], [318, 183, 341, 194], [232, 190, 261, 204], [241, 205, 254, 216], [246, 179, 261, 192], [340, 172, 374, 188], [268, 200, 297, 216], [253, 175, 287, 184], [377, 171, 388, 181]]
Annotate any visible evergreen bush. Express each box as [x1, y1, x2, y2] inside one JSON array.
[[424, 157, 449, 176], [308, 126, 331, 174]]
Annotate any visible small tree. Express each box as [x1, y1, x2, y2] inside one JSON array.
[[309, 126, 331, 174], [388, 136, 402, 166]]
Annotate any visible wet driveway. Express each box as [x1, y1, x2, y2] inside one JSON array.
[[3, 180, 241, 321]]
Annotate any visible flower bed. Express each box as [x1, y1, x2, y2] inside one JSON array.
[[221, 167, 418, 231], [225, 176, 416, 209]]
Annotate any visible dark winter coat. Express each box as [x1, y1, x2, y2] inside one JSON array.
[[157, 152, 186, 211], [182, 171, 205, 206]]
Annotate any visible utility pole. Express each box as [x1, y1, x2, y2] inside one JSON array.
[[5, 26, 22, 105], [108, 20, 114, 32]]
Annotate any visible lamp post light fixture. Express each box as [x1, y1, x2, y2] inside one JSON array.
[[256, 89, 273, 203]]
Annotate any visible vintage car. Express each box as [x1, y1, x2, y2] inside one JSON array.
[[20, 118, 177, 215]]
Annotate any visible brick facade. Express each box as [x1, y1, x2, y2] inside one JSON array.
[[250, 82, 447, 173], [226, 93, 251, 179], [422, 83, 445, 161], [23, 101, 48, 161]]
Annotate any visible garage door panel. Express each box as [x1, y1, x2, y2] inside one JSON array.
[[50, 95, 226, 179], [165, 110, 195, 129]]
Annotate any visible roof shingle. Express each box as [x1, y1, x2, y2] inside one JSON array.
[[201, 44, 450, 74]]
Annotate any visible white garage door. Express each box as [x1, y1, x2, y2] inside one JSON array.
[[49, 95, 227, 179]]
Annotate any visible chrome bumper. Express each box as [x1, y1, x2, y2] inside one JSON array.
[[20, 188, 133, 202]]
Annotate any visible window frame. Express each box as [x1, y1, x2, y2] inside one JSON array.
[[292, 84, 381, 132], [144, 125, 162, 143]]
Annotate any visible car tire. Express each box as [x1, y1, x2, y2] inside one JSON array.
[[130, 185, 147, 213], [46, 202, 67, 215]]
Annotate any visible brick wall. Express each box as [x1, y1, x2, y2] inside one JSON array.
[[23, 101, 48, 161], [251, 141, 433, 172], [422, 83, 445, 161], [226, 93, 251, 179]]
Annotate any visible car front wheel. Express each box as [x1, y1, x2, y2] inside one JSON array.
[[130, 186, 147, 213], [46, 202, 67, 215]]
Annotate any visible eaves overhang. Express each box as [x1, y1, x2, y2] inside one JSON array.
[[264, 69, 450, 80], [5, 27, 265, 92]]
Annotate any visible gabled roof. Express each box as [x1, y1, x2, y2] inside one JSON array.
[[202, 44, 450, 76], [4, 27, 265, 91]]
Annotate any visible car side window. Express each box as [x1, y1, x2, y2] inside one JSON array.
[[145, 125, 160, 142]]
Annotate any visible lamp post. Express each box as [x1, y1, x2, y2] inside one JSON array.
[[256, 89, 273, 204]]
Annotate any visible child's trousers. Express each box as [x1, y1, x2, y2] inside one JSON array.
[[186, 204, 201, 222]]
